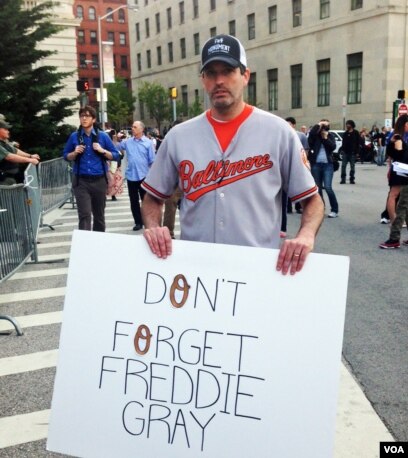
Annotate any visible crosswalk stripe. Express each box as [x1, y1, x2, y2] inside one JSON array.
[[0, 287, 66, 305], [0, 349, 58, 377], [9, 268, 69, 280], [0, 410, 50, 449], [0, 311, 62, 332]]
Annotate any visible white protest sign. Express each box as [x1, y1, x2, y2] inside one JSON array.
[[47, 230, 349, 458]]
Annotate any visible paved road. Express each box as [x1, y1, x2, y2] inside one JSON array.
[[292, 163, 407, 442], [0, 165, 405, 457]]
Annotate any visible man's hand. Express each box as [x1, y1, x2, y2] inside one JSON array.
[[143, 226, 173, 259], [276, 233, 315, 275], [276, 194, 323, 275], [31, 153, 41, 161]]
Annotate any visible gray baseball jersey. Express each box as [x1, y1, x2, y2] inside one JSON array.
[[142, 107, 317, 249]]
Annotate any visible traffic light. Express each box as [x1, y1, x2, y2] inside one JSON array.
[[76, 80, 90, 92], [169, 87, 177, 99]]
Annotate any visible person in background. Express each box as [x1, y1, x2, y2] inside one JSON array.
[[340, 120, 360, 184], [379, 114, 408, 248], [118, 120, 155, 231], [0, 119, 40, 185], [106, 129, 124, 201], [308, 119, 339, 218], [141, 34, 324, 276], [63, 105, 120, 232]]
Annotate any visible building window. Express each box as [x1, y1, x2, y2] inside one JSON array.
[[292, 0, 301, 27], [120, 55, 128, 69], [119, 33, 126, 46], [210, 0, 216, 11], [167, 7, 172, 29], [347, 52, 362, 104], [76, 5, 83, 19], [181, 85, 188, 116], [135, 23, 140, 41], [210, 27, 217, 37], [248, 72, 257, 106], [155, 12, 160, 33], [317, 59, 330, 106], [90, 30, 97, 44], [179, 2, 185, 24], [229, 20, 236, 36], [193, 33, 200, 55], [193, 0, 199, 18], [147, 50, 151, 69], [247, 13, 255, 40], [157, 46, 162, 65], [107, 31, 114, 43], [269, 6, 277, 34], [91, 54, 99, 68], [118, 9, 125, 23], [267, 68, 278, 111], [78, 30, 85, 44], [137, 53, 142, 71], [291, 64, 302, 108], [106, 8, 113, 22], [168, 42, 174, 62], [351, 0, 362, 9], [79, 53, 87, 68], [320, 0, 330, 18], [89, 6, 96, 21], [145, 18, 150, 38], [94, 78, 100, 89], [180, 38, 186, 59]]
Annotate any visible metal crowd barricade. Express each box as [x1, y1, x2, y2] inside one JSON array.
[[0, 158, 73, 335], [38, 157, 73, 228], [0, 183, 34, 336]]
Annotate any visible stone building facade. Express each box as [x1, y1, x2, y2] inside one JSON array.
[[129, 0, 408, 130], [24, 0, 80, 127]]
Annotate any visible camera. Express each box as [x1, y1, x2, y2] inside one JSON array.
[[320, 125, 330, 132]]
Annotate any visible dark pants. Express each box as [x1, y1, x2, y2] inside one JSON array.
[[73, 176, 107, 231], [128, 179, 146, 226], [341, 152, 356, 182]]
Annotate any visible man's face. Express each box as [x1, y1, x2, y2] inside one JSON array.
[[132, 122, 144, 138], [0, 127, 10, 141], [79, 112, 95, 129], [201, 62, 250, 113]]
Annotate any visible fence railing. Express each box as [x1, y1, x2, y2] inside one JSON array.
[[0, 157, 73, 335]]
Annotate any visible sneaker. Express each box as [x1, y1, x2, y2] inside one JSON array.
[[328, 212, 338, 218], [340, 180, 346, 184], [402, 240, 408, 246], [379, 239, 400, 249], [380, 217, 390, 224]]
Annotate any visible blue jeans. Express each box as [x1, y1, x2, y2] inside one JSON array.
[[311, 163, 339, 213]]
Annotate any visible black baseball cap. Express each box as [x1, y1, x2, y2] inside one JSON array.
[[201, 34, 247, 72]]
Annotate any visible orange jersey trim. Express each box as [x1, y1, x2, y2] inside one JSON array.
[[206, 104, 254, 152]]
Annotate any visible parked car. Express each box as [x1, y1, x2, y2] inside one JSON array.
[[330, 130, 345, 159]]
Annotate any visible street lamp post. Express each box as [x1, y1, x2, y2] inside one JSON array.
[[97, 2, 137, 130]]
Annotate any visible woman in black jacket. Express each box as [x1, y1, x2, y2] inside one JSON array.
[[308, 119, 339, 218]]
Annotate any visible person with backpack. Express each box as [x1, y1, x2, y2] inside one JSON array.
[[63, 105, 121, 232]]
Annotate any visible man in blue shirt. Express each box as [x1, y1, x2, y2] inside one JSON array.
[[118, 120, 155, 231], [63, 105, 121, 232]]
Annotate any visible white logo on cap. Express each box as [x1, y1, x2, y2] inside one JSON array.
[[208, 38, 230, 56]]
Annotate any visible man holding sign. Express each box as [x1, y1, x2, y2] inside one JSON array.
[[142, 34, 324, 275]]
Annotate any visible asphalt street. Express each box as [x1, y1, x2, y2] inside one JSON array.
[[0, 163, 406, 457], [291, 162, 407, 442]]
